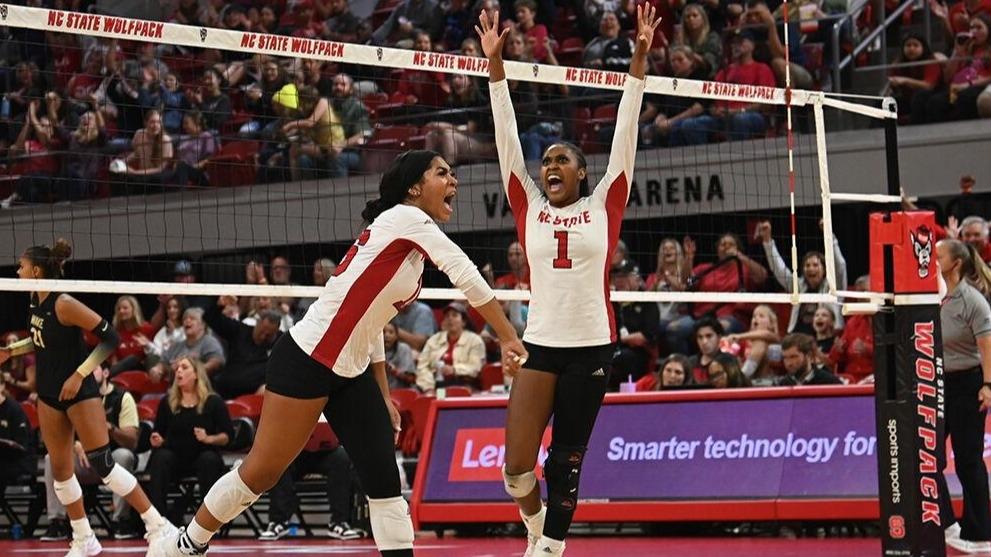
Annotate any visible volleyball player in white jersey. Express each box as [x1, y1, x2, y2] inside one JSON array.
[[478, 7, 659, 556], [154, 150, 527, 557]]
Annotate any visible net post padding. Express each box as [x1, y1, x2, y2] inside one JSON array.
[[868, 211, 945, 556], [1, 4, 895, 119]]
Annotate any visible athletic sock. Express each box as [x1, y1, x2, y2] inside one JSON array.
[[69, 517, 93, 540]]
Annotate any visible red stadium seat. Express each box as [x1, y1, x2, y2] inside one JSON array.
[[362, 126, 424, 173], [403, 395, 435, 456], [204, 140, 259, 188], [390, 388, 418, 411], [112, 370, 168, 398], [556, 37, 585, 67], [480, 363, 504, 391], [137, 399, 159, 421], [444, 386, 472, 398], [225, 399, 254, 420], [20, 401, 38, 430], [232, 394, 264, 422]]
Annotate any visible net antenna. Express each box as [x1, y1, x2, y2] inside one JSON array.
[[0, 4, 897, 306]]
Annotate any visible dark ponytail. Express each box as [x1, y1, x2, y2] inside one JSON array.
[[23, 238, 72, 279], [362, 150, 442, 223]]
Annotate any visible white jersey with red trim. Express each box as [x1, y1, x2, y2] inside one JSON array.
[[290, 204, 495, 377], [490, 75, 645, 348]]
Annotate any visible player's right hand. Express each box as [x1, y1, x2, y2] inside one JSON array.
[[501, 337, 528, 376]]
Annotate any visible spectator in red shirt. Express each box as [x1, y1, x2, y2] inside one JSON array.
[[680, 232, 768, 336], [391, 31, 451, 111], [932, 0, 991, 38], [495, 241, 530, 290], [108, 295, 159, 376], [513, 0, 550, 62], [828, 276, 874, 382], [913, 14, 991, 123], [687, 317, 729, 384], [888, 32, 944, 122], [636, 353, 691, 391], [669, 30, 776, 145]]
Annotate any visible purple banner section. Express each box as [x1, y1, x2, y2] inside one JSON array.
[[424, 394, 907, 502]]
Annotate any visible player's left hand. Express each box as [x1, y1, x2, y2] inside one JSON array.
[[59, 373, 83, 401], [635, 4, 663, 52], [980, 385, 991, 412], [385, 398, 402, 446]]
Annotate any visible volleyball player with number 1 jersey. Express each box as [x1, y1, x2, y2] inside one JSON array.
[[478, 6, 660, 557]]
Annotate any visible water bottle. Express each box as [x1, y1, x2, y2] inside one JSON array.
[[288, 522, 298, 537], [1, 96, 10, 120], [11, 523, 22, 541]]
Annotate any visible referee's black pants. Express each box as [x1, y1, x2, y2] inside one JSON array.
[[937, 368, 991, 541]]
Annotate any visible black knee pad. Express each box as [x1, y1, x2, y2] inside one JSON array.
[[543, 444, 586, 513], [86, 444, 115, 478]]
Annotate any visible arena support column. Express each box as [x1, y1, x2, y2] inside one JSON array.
[[869, 210, 945, 557]]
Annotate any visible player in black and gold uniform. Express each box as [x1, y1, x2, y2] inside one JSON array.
[[0, 240, 176, 557]]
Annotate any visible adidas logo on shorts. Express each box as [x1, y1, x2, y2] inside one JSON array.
[[591, 369, 605, 376]]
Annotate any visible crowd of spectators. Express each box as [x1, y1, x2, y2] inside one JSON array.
[[6, 0, 986, 207]]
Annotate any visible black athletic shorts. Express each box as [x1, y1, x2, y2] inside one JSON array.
[[522, 341, 616, 378], [38, 373, 100, 412], [266, 334, 362, 399]]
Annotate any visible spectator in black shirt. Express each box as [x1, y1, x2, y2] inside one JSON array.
[[0, 379, 33, 489], [610, 259, 660, 389], [189, 68, 232, 132], [147, 357, 233, 523], [205, 296, 282, 399], [778, 333, 842, 386]]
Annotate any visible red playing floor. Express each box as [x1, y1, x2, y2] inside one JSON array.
[[0, 536, 886, 556]]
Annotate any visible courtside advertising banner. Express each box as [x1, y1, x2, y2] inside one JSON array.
[[420, 392, 978, 507]]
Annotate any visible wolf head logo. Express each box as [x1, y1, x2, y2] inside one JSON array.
[[909, 225, 933, 279]]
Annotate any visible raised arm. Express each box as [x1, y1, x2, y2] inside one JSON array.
[[478, 10, 542, 205], [757, 221, 792, 290], [595, 4, 658, 201]]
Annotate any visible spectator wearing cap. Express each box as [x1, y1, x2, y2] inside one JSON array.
[[371, 0, 444, 48], [669, 29, 776, 145], [610, 259, 660, 390], [205, 295, 282, 398], [167, 259, 212, 310], [778, 333, 841, 386], [415, 302, 486, 393]]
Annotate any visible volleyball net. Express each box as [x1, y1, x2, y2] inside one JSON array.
[[0, 4, 900, 326]]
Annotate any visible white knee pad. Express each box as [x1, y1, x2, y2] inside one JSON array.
[[367, 496, 414, 551], [503, 465, 537, 499], [54, 475, 83, 506], [203, 469, 260, 524], [101, 463, 138, 496]]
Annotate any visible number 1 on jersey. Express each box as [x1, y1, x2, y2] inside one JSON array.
[[553, 230, 573, 269]]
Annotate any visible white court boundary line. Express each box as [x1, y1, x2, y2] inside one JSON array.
[[0, 4, 892, 118]]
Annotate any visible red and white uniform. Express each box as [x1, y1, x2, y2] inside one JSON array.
[[489, 75, 645, 347], [290, 204, 495, 377]]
